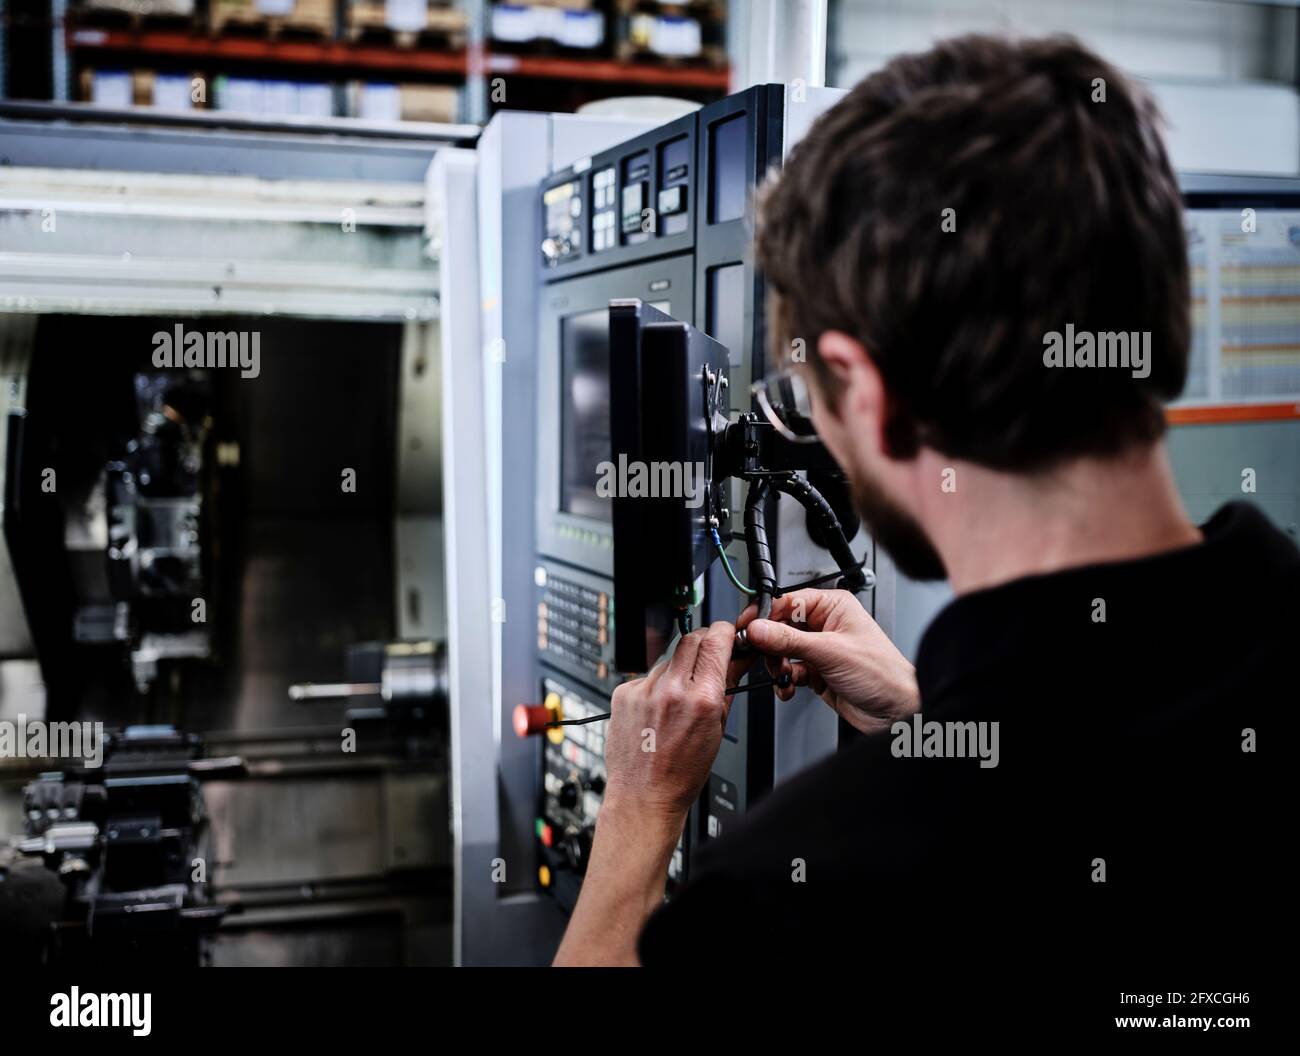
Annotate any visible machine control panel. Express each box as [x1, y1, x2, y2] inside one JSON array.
[[526, 87, 786, 918], [534, 560, 620, 697], [535, 676, 606, 910], [542, 179, 583, 267], [534, 674, 684, 909], [539, 111, 696, 280]]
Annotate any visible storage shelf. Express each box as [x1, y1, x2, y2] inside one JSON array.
[[66, 28, 731, 89], [486, 53, 729, 90], [67, 27, 469, 75]]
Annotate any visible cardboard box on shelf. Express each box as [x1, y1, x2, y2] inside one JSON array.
[[349, 80, 461, 123], [213, 75, 336, 116], [626, 12, 703, 58], [399, 82, 460, 122], [345, 0, 468, 42], [152, 72, 201, 109], [491, 3, 604, 49], [75, 0, 196, 23], [80, 67, 201, 110], [210, 0, 334, 37], [81, 68, 133, 108]]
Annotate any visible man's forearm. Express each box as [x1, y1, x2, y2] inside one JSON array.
[[552, 796, 683, 966]]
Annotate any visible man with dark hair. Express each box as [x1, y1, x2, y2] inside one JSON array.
[[554, 36, 1291, 971]]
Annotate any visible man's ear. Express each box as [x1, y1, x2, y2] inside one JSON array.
[[816, 330, 888, 445]]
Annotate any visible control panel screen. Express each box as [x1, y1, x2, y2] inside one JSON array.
[[709, 112, 748, 224], [560, 310, 613, 522], [657, 135, 691, 238], [707, 262, 746, 367]]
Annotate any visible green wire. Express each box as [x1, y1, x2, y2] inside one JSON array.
[[712, 529, 757, 597]]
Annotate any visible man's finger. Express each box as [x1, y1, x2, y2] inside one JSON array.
[[776, 674, 797, 701], [692, 620, 735, 689], [745, 617, 833, 664], [768, 589, 836, 630], [668, 628, 704, 677], [806, 667, 827, 696], [726, 651, 758, 698], [639, 654, 671, 694]]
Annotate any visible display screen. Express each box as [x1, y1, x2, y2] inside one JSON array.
[[560, 310, 613, 522], [709, 112, 747, 224], [707, 262, 745, 366]]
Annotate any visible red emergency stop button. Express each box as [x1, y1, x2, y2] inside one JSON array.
[[513, 692, 565, 741], [513, 704, 551, 737]]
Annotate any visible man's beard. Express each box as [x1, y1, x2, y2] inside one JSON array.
[[851, 473, 947, 582]]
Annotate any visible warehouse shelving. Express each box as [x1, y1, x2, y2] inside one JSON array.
[[64, 25, 730, 88], [66, 26, 471, 75], [1, 2, 733, 122]]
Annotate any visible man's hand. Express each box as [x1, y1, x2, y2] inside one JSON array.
[[554, 620, 742, 966], [743, 589, 919, 734], [602, 619, 743, 825]]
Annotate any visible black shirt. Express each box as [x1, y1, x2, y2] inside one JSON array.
[[639, 503, 1293, 972]]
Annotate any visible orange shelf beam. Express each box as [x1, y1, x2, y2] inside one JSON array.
[[486, 53, 730, 90], [1166, 402, 1300, 425], [67, 28, 469, 74]]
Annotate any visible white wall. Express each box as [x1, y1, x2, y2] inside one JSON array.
[[830, 0, 1300, 174]]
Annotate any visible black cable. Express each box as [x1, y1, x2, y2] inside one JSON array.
[[543, 673, 792, 728], [770, 474, 867, 593], [744, 476, 776, 621], [546, 713, 610, 727], [775, 556, 868, 595], [730, 478, 775, 654]]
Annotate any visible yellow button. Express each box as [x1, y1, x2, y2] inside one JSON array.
[[544, 692, 565, 745], [538, 864, 552, 888]]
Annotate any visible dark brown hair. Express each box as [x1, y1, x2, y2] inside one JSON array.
[[756, 34, 1189, 470]]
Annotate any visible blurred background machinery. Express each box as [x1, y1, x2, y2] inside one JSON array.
[[0, 111, 468, 965], [14, 725, 235, 966], [0, 0, 733, 125]]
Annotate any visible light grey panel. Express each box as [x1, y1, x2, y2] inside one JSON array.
[[0, 106, 472, 183], [1168, 420, 1300, 537]]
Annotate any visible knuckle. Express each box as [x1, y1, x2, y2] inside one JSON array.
[[691, 693, 720, 718], [658, 680, 686, 709]]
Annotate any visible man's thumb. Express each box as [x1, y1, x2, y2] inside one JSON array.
[[746, 619, 828, 661]]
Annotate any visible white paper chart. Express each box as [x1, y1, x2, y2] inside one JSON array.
[[1181, 209, 1300, 404]]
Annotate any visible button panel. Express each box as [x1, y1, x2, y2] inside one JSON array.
[[535, 561, 619, 694], [535, 674, 685, 906], [541, 180, 582, 267], [591, 167, 617, 252]]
